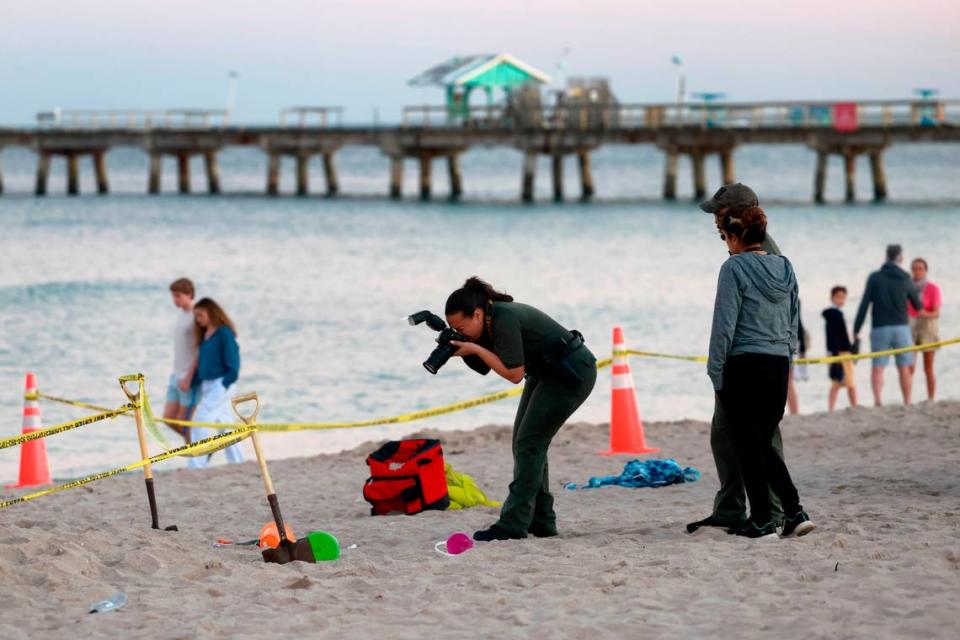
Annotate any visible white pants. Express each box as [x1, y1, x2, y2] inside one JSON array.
[[186, 378, 245, 469]]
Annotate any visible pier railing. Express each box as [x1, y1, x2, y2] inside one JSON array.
[[402, 99, 960, 130], [35, 108, 231, 129], [279, 107, 345, 128]]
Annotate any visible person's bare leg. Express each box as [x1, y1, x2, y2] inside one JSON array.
[[163, 400, 185, 438], [897, 366, 913, 405], [848, 385, 858, 407], [923, 351, 936, 400], [787, 370, 799, 415], [871, 367, 884, 406], [828, 383, 840, 412], [175, 404, 191, 442]]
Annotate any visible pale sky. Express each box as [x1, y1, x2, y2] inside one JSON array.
[[2, 0, 958, 124]]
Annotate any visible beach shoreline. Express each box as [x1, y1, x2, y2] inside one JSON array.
[[2, 401, 958, 639]]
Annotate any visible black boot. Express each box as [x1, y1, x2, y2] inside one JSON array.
[[473, 524, 527, 542], [528, 523, 558, 538]]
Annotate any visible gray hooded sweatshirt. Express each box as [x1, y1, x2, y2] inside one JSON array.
[[708, 252, 799, 391]]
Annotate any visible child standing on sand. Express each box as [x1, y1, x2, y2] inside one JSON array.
[[164, 278, 198, 442], [186, 297, 245, 469], [822, 286, 858, 411]]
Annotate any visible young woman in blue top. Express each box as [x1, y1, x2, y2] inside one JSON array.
[[186, 298, 244, 469]]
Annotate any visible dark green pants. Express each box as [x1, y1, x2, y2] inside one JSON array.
[[711, 392, 785, 524], [496, 350, 597, 536]]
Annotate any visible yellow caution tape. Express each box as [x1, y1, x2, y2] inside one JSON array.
[[0, 426, 253, 509], [0, 404, 134, 451], [31, 392, 124, 415]]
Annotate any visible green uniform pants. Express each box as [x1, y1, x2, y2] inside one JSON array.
[[710, 392, 785, 524], [496, 350, 597, 536]]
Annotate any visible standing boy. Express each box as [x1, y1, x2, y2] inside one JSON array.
[[165, 278, 198, 441], [822, 286, 858, 411]]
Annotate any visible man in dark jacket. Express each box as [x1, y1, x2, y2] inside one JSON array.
[[853, 244, 923, 406]]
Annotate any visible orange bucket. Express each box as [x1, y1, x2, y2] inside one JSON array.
[[259, 522, 296, 549]]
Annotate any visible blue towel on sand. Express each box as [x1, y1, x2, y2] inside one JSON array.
[[564, 459, 700, 490]]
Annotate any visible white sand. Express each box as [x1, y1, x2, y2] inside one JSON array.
[[2, 402, 959, 639]]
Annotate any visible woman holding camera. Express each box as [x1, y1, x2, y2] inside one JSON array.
[[445, 277, 597, 542], [707, 207, 815, 538]]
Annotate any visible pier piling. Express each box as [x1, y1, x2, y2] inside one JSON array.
[[389, 156, 403, 199], [296, 153, 310, 196], [843, 150, 856, 203], [691, 151, 706, 200], [177, 153, 191, 194], [719, 150, 735, 185], [521, 151, 537, 203], [35, 152, 50, 196], [447, 153, 462, 200], [148, 153, 162, 194], [552, 154, 564, 202], [663, 150, 678, 200], [578, 150, 594, 200], [204, 151, 221, 194], [419, 154, 432, 200], [266, 153, 280, 196], [93, 151, 109, 194], [869, 150, 887, 202], [66, 152, 80, 196], [322, 152, 338, 196], [814, 150, 827, 204]]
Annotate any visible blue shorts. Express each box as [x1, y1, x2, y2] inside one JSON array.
[[870, 325, 915, 368], [166, 374, 197, 407]]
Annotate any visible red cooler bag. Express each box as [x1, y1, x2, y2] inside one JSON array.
[[363, 439, 450, 515]]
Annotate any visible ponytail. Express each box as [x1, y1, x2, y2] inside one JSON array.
[[444, 276, 513, 316]]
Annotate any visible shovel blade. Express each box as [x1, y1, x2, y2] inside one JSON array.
[[262, 539, 316, 564]]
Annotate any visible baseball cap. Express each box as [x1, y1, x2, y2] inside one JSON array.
[[699, 183, 759, 213]]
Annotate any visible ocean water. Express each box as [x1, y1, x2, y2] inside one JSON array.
[[1, 143, 958, 480]]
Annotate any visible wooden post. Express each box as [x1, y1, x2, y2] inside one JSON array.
[[552, 154, 564, 202], [663, 150, 678, 200], [521, 151, 536, 203], [419, 153, 432, 201], [814, 150, 827, 204], [296, 153, 309, 196], [447, 153, 462, 200], [691, 151, 706, 200], [843, 149, 856, 203], [177, 152, 191, 194], [266, 153, 280, 196], [35, 152, 51, 196], [204, 150, 221, 195], [719, 150, 735, 185], [869, 149, 887, 202], [389, 155, 403, 199], [148, 152, 162, 194], [92, 151, 109, 194], [66, 152, 80, 196], [322, 152, 338, 196], [578, 150, 595, 200]]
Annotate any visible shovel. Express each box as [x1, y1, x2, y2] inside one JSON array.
[[231, 392, 316, 564], [120, 374, 178, 532]]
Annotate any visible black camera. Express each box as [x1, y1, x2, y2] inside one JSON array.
[[408, 310, 468, 374]]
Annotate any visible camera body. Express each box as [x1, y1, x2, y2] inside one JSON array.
[[408, 310, 468, 374]]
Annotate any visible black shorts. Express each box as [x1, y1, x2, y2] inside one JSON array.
[[829, 362, 844, 382]]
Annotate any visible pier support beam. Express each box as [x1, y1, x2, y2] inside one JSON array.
[[719, 150, 735, 185], [66, 152, 80, 196], [148, 153, 162, 194], [93, 151, 109, 194], [552, 154, 564, 202], [419, 154, 432, 201], [578, 150, 594, 200], [266, 153, 280, 196], [389, 156, 403, 200], [322, 152, 338, 196], [35, 152, 50, 196], [447, 153, 462, 200], [177, 152, 191, 194], [204, 151, 221, 195], [691, 151, 706, 200], [814, 150, 827, 204], [869, 149, 887, 202], [663, 150, 678, 200], [296, 153, 310, 196], [843, 150, 856, 203], [521, 151, 537, 203]]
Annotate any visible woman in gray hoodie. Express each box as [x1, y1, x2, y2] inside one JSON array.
[[708, 207, 816, 539]]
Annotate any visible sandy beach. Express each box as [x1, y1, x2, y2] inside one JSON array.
[[1, 401, 958, 639]]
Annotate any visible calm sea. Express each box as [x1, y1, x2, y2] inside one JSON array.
[[1, 143, 958, 480]]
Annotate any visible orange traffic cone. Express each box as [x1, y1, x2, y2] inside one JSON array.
[[600, 327, 659, 456], [8, 372, 52, 488]]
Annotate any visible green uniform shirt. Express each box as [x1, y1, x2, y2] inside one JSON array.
[[464, 302, 573, 374]]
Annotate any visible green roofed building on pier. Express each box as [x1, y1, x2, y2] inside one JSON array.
[[408, 53, 551, 121]]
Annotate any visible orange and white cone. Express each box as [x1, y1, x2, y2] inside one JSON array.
[[8, 372, 52, 488], [600, 327, 659, 456]]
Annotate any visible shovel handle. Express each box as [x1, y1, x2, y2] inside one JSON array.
[[119, 374, 144, 403], [231, 392, 261, 425]]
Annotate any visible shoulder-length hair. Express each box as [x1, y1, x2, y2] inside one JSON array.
[[194, 297, 237, 345]]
